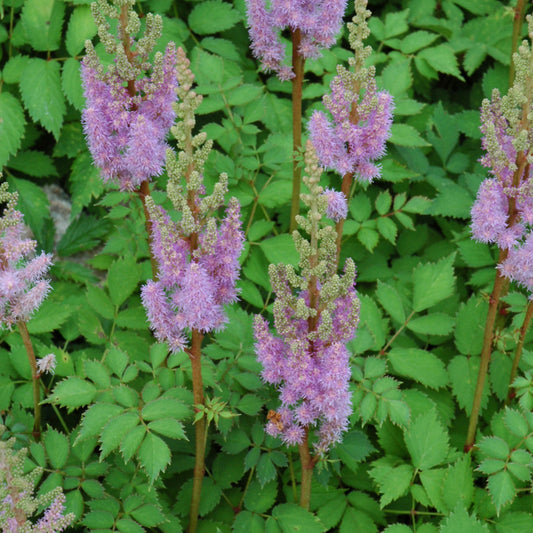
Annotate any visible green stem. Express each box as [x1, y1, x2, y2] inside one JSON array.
[[505, 300, 533, 405], [289, 29, 305, 233], [17, 321, 41, 441], [187, 328, 205, 533], [465, 255, 507, 451], [510, 0, 527, 86]]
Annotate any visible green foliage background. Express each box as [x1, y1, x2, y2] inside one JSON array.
[[2, 0, 533, 531]]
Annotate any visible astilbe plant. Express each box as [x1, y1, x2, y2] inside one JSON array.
[[140, 47, 244, 533], [254, 142, 359, 510], [245, 0, 348, 231], [309, 0, 393, 256], [0, 427, 73, 532], [467, 15, 533, 449], [0, 181, 52, 440], [81, 0, 178, 277]]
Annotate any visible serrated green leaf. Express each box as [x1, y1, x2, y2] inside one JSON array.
[[20, 58, 65, 139], [488, 470, 516, 514], [7, 150, 57, 178], [120, 425, 146, 464], [406, 313, 454, 336], [375, 191, 392, 215], [257, 453, 276, 486], [49, 377, 96, 411], [142, 398, 190, 421], [244, 479, 277, 513], [377, 217, 398, 244], [83, 510, 115, 529], [503, 408, 529, 438], [84, 359, 111, 389], [78, 403, 124, 441], [260, 234, 299, 267], [404, 410, 449, 470], [440, 503, 489, 533], [21, 0, 65, 51], [66, 6, 97, 56], [389, 348, 448, 389], [26, 297, 72, 334], [369, 462, 413, 507], [442, 456, 474, 512], [233, 511, 265, 533], [237, 394, 263, 416], [86, 285, 115, 320], [147, 418, 187, 440], [188, 1, 240, 35], [0, 93, 26, 168], [44, 428, 70, 469], [138, 433, 171, 483], [272, 503, 325, 533], [358, 227, 380, 252], [376, 282, 405, 324], [100, 412, 140, 459], [107, 256, 141, 307], [403, 196, 431, 214], [62, 57, 85, 111], [336, 430, 376, 473], [400, 30, 439, 53], [113, 385, 138, 408], [478, 436, 510, 460], [455, 295, 488, 356], [350, 193, 372, 221], [70, 151, 105, 218], [418, 44, 464, 80], [448, 355, 489, 416], [3, 55, 30, 85], [412, 255, 455, 312], [317, 495, 346, 530], [389, 124, 430, 147], [130, 504, 165, 527], [381, 59, 412, 97]]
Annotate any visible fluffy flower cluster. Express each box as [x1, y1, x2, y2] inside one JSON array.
[[471, 24, 533, 293], [309, 77, 393, 180], [254, 145, 359, 453], [0, 184, 52, 328], [255, 281, 358, 452], [81, 43, 178, 191], [0, 429, 73, 532], [308, 0, 393, 180], [245, 0, 347, 79], [141, 199, 244, 352]]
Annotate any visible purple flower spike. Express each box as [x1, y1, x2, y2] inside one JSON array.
[[245, 0, 347, 79], [0, 184, 53, 329]]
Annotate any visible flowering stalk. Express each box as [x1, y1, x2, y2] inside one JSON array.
[[245, 0, 348, 231], [309, 0, 393, 260], [140, 48, 244, 533], [0, 182, 52, 440], [254, 141, 359, 508], [466, 16, 533, 450], [0, 427, 74, 532], [81, 0, 178, 278]]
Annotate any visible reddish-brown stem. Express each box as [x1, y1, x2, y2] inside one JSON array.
[[187, 329, 205, 533], [298, 428, 317, 510], [505, 300, 533, 405], [289, 29, 305, 233], [17, 321, 41, 441]]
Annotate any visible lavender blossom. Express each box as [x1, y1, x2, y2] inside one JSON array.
[[36, 354, 56, 376], [309, 0, 393, 181], [81, 1, 178, 191], [0, 183, 52, 329], [245, 0, 347, 79], [141, 48, 244, 351], [254, 143, 359, 453], [471, 17, 533, 294]]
